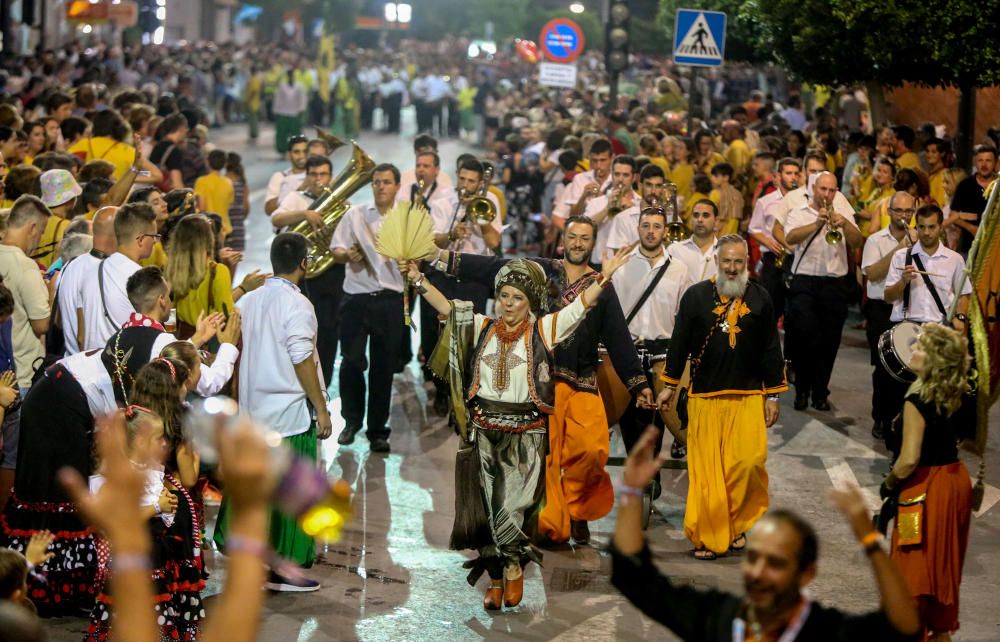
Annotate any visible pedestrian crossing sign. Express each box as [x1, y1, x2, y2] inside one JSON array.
[[673, 9, 727, 67]]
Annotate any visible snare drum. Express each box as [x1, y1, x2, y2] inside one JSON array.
[[878, 321, 922, 383], [597, 347, 632, 425]]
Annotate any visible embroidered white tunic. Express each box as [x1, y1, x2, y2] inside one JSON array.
[[470, 293, 590, 404]]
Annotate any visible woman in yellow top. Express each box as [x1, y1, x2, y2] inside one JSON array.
[[67, 110, 162, 184], [165, 215, 267, 331], [693, 131, 725, 175], [669, 136, 696, 202], [877, 169, 927, 231], [23, 121, 49, 165], [858, 157, 896, 236]]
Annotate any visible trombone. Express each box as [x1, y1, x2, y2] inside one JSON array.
[[464, 164, 497, 223]]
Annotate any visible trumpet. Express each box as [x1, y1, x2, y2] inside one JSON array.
[[823, 199, 844, 245], [464, 164, 496, 223], [606, 183, 627, 217], [411, 178, 427, 208], [774, 248, 787, 268]]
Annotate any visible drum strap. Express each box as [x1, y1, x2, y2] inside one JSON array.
[[904, 252, 947, 321], [625, 257, 671, 325]]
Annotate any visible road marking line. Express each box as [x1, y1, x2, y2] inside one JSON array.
[[821, 456, 882, 513]]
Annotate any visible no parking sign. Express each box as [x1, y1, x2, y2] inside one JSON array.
[[539, 18, 585, 64]]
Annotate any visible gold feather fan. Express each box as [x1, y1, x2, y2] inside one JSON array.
[[376, 202, 438, 326]]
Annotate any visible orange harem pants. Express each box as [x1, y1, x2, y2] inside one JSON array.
[[538, 382, 614, 542], [684, 394, 769, 554]]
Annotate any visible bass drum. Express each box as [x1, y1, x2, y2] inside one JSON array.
[[596, 348, 631, 426], [878, 321, 922, 383]]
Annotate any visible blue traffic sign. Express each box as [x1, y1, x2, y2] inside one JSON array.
[[539, 18, 585, 64], [673, 9, 727, 67]]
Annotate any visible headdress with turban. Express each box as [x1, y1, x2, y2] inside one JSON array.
[[494, 259, 547, 311]]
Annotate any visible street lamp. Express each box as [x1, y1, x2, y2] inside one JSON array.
[[569, 2, 585, 13], [384, 2, 412, 25]]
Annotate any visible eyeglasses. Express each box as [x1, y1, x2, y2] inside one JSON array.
[[137, 233, 162, 242]]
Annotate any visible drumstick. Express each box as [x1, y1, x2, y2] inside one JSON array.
[[910, 269, 944, 278]]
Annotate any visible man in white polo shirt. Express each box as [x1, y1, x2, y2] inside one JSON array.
[[860, 192, 917, 440], [78, 202, 158, 350], [668, 198, 720, 287]]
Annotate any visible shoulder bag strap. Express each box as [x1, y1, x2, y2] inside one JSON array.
[[625, 256, 671, 324], [789, 226, 823, 277], [690, 295, 737, 385], [911, 253, 948, 321], [97, 259, 115, 325]]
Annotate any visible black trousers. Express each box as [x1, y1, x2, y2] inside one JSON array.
[[303, 264, 345, 387], [339, 291, 405, 440], [785, 274, 849, 401], [384, 93, 402, 133], [414, 99, 429, 134], [360, 91, 376, 130], [419, 274, 489, 394], [758, 253, 786, 318], [863, 299, 909, 424]]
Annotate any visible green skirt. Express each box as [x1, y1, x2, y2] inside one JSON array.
[[212, 423, 317, 568], [274, 113, 303, 154]]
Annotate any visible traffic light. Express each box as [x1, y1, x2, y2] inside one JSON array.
[[605, 0, 630, 75]]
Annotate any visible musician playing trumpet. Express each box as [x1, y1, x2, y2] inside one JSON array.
[[581, 155, 639, 267], [747, 157, 801, 317], [783, 172, 862, 412]]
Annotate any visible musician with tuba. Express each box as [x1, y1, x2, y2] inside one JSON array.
[[580, 155, 639, 267], [783, 171, 862, 412], [330, 163, 407, 454], [270, 155, 347, 386], [747, 157, 801, 318]]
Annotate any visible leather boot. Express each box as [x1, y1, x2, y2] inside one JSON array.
[[503, 568, 523, 607], [483, 580, 504, 610]]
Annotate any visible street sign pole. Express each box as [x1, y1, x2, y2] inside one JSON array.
[[672, 8, 727, 134]]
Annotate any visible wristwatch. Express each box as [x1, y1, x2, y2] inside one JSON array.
[[954, 313, 968, 323]]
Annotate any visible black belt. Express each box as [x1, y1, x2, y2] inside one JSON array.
[[349, 289, 403, 298]]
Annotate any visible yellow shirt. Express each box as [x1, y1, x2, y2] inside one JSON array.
[[1, 199, 14, 209], [246, 74, 263, 112], [865, 187, 895, 235], [896, 151, 920, 170], [36, 215, 70, 268], [724, 139, 752, 175], [928, 169, 946, 206], [825, 150, 844, 174], [176, 262, 235, 325], [194, 173, 234, 238], [696, 152, 725, 175], [68, 136, 135, 180], [648, 156, 671, 177], [140, 241, 168, 269], [669, 162, 694, 200]]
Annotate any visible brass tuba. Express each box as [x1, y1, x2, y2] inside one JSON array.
[[465, 164, 497, 223], [289, 141, 376, 278], [314, 127, 347, 154]]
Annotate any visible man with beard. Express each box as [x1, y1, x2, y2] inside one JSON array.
[[581, 155, 639, 267], [264, 134, 309, 216], [748, 157, 801, 315], [429, 215, 651, 545], [860, 192, 918, 440], [656, 236, 787, 559], [611, 203, 690, 479], [610, 431, 921, 640]]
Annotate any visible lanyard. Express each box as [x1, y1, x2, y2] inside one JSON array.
[[732, 599, 811, 642]]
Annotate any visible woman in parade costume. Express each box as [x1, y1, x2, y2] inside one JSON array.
[[408, 248, 633, 611], [879, 323, 973, 641]]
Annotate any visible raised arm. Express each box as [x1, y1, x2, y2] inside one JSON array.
[[405, 261, 450, 317]]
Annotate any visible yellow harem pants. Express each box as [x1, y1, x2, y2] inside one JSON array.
[[684, 394, 769, 554], [538, 382, 615, 542]]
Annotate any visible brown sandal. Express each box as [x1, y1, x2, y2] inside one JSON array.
[[693, 548, 719, 561], [730, 533, 747, 551], [483, 581, 504, 610]]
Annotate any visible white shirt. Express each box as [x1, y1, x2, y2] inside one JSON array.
[[472, 295, 589, 404], [554, 170, 612, 220], [748, 189, 784, 252], [330, 203, 406, 294], [772, 186, 855, 229], [583, 189, 639, 264], [272, 190, 312, 233], [668, 236, 718, 286], [56, 252, 101, 356], [61, 350, 117, 418], [612, 247, 689, 341], [80, 252, 141, 351], [396, 175, 454, 205], [437, 191, 503, 256], [237, 278, 321, 437], [399, 168, 452, 193], [886, 242, 972, 323], [784, 204, 859, 277], [605, 205, 641, 253], [266, 169, 305, 211], [861, 227, 905, 301]]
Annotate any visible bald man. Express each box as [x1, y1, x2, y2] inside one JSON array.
[[56, 206, 118, 356], [783, 172, 862, 411]]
